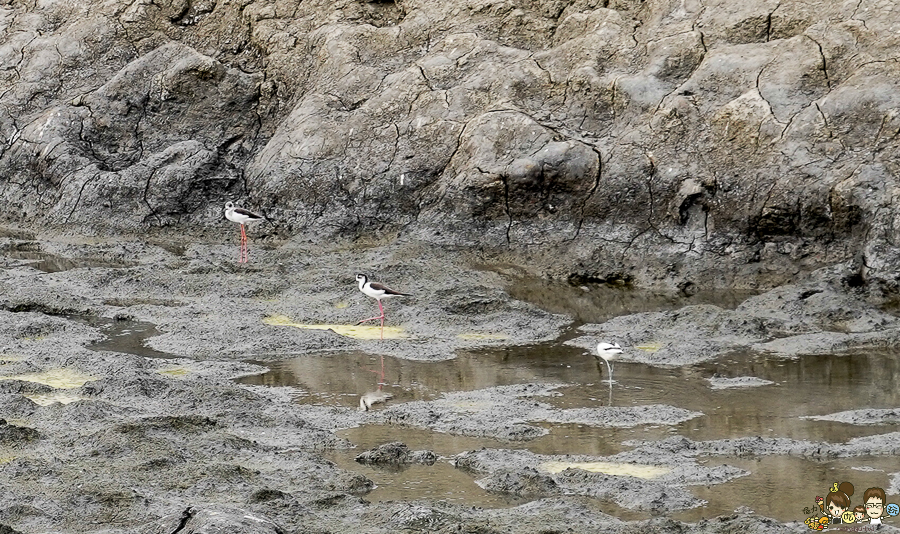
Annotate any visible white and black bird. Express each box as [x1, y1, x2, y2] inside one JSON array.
[[358, 389, 393, 411], [356, 273, 410, 339], [595, 342, 624, 384], [224, 202, 264, 263]]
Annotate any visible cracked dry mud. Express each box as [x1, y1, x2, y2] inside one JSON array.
[[1, 234, 899, 533]]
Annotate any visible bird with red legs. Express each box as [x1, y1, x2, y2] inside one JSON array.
[[224, 202, 263, 263], [355, 273, 410, 339]]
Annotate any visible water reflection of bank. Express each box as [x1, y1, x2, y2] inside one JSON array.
[[502, 274, 759, 324], [238, 345, 900, 521], [239, 347, 899, 444]]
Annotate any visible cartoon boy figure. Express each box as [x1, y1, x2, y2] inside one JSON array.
[[864, 487, 886, 525], [854, 505, 868, 523]]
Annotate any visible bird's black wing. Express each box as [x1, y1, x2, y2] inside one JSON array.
[[369, 282, 410, 296], [234, 207, 264, 220]]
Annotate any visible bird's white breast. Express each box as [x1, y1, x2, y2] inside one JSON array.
[[361, 283, 386, 299]]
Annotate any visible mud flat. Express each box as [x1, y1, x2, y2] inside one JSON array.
[[1, 233, 899, 533]]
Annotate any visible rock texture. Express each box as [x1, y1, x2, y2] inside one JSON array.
[[354, 441, 437, 465], [2, 0, 900, 290], [140, 507, 287, 534], [568, 269, 900, 365], [454, 447, 748, 512]]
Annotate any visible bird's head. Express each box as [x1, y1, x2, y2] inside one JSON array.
[[224, 201, 235, 210], [356, 273, 368, 283]]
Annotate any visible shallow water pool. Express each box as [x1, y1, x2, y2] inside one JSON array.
[[236, 343, 900, 521]]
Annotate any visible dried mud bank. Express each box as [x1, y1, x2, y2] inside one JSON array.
[[5, 0, 900, 301], [567, 264, 900, 365], [0, 232, 898, 533]]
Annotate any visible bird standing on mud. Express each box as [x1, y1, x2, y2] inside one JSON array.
[[224, 202, 263, 263], [356, 273, 410, 339]]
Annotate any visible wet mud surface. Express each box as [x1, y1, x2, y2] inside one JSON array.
[[1, 231, 899, 533]]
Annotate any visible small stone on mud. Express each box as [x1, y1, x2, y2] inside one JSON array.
[[354, 442, 437, 466], [0, 420, 40, 444], [476, 467, 559, 497]]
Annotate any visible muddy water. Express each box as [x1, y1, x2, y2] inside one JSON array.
[[67, 315, 173, 359], [236, 281, 900, 522], [236, 344, 900, 521], [681, 455, 898, 522], [240, 346, 900, 444], [61, 278, 900, 523]]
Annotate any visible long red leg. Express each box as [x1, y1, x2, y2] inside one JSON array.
[[241, 224, 249, 263], [358, 300, 386, 325], [237, 225, 244, 263]]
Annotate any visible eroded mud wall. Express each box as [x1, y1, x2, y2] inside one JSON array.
[[1, 0, 898, 289]]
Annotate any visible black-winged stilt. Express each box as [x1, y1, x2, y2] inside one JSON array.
[[356, 274, 410, 339], [596, 342, 623, 384], [596, 341, 623, 406], [224, 202, 263, 263]]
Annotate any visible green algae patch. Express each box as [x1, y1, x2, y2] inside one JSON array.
[[0, 368, 96, 389], [456, 333, 509, 341], [635, 342, 663, 352], [264, 314, 410, 340], [0, 354, 24, 363], [23, 392, 83, 406], [0, 454, 15, 465], [158, 367, 190, 377], [539, 460, 670, 479]]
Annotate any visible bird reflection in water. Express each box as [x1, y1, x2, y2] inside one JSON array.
[[359, 355, 393, 411], [595, 342, 623, 407]]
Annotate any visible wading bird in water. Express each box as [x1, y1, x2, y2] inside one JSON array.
[[596, 341, 623, 406], [596, 342, 623, 384], [356, 273, 410, 339], [224, 202, 263, 263]]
